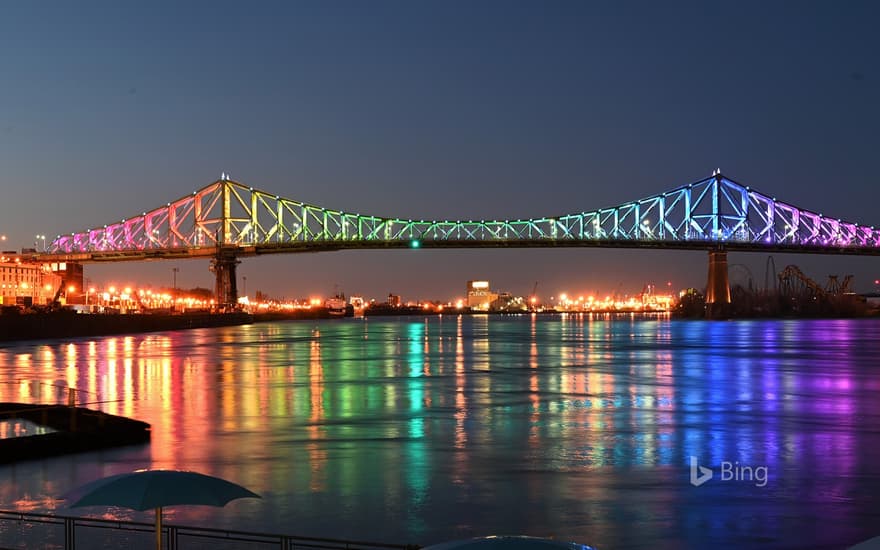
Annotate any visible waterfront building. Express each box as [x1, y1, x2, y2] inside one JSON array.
[[490, 292, 528, 311], [0, 256, 62, 306], [466, 280, 498, 311]]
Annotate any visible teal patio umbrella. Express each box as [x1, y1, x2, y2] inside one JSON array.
[[64, 469, 260, 550]]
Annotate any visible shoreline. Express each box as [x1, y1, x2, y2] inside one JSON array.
[[0, 310, 253, 343], [1, 307, 876, 345]]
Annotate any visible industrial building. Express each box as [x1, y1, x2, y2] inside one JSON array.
[[466, 280, 498, 311]]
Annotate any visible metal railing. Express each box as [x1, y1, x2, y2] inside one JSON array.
[[0, 510, 419, 550]]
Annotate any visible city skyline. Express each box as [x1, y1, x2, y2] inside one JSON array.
[[2, 1, 878, 298]]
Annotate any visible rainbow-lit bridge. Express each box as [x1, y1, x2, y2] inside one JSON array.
[[42, 171, 880, 312]]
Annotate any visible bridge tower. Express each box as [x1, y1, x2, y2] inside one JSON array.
[[207, 179, 242, 310], [705, 249, 731, 318], [703, 170, 732, 319], [210, 247, 240, 310]]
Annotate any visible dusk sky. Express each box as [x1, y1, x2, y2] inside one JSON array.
[[1, 1, 878, 301]]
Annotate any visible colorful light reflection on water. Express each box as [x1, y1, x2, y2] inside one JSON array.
[[1, 315, 880, 549]]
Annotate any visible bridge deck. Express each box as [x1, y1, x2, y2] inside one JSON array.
[[31, 239, 880, 264]]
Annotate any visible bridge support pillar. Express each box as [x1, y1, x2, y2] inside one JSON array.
[[210, 247, 240, 310], [705, 250, 731, 319]]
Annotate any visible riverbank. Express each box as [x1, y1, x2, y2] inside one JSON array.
[[0, 310, 253, 342], [0, 403, 150, 463]]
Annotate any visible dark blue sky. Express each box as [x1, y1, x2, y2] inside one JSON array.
[[1, 1, 878, 300]]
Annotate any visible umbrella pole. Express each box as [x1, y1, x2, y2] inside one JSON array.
[[155, 506, 162, 550]]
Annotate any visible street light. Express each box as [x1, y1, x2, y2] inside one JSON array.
[[35, 235, 46, 252]]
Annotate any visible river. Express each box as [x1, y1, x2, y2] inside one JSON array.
[[1, 314, 879, 549]]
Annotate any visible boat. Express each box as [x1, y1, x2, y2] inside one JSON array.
[[324, 294, 348, 317]]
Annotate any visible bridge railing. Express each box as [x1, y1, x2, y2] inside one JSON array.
[[0, 510, 419, 550]]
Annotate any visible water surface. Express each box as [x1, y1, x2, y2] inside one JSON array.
[[1, 315, 879, 549]]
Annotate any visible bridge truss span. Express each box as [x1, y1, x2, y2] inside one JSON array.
[[47, 172, 880, 259]]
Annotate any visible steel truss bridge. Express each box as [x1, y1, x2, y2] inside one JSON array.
[[42, 171, 879, 311]]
